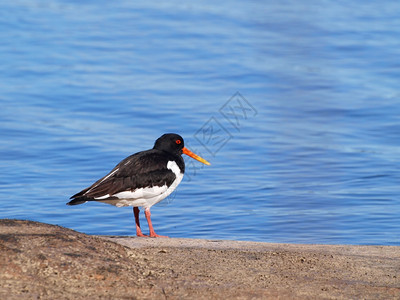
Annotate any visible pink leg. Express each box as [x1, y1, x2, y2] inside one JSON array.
[[133, 207, 148, 237], [144, 208, 168, 238]]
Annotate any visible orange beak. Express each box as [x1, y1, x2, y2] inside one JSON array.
[[182, 147, 211, 165]]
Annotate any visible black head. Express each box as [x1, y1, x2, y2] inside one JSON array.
[[153, 133, 211, 165], [153, 133, 184, 155]]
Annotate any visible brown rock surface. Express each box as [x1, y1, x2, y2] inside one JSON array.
[[1, 219, 399, 299]]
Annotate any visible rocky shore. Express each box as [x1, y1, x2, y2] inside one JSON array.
[[1, 219, 399, 299]]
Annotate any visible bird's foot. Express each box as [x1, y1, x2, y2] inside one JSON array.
[[149, 232, 169, 238], [136, 232, 149, 237]]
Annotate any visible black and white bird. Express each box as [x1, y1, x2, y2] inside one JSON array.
[[67, 133, 210, 237]]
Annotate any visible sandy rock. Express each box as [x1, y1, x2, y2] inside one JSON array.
[[1, 219, 399, 299]]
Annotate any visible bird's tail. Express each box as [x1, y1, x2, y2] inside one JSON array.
[[67, 187, 91, 205], [66, 198, 88, 205]]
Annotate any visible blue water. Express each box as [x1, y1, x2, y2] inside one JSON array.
[[1, 1, 400, 245]]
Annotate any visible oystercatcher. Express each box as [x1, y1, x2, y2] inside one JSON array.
[[67, 133, 210, 237]]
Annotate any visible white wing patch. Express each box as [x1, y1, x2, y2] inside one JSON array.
[[94, 194, 110, 200]]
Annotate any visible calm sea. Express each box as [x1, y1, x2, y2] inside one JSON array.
[[1, 1, 400, 245]]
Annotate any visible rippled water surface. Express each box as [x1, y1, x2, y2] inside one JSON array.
[[1, 1, 400, 245]]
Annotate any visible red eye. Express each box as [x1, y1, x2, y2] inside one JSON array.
[[175, 139, 181, 145]]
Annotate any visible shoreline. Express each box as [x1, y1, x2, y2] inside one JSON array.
[[1, 219, 399, 299], [104, 234, 399, 253]]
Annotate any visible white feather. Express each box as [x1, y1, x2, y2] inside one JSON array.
[[94, 194, 110, 200]]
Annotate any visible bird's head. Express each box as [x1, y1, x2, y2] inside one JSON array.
[[154, 133, 210, 165]]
